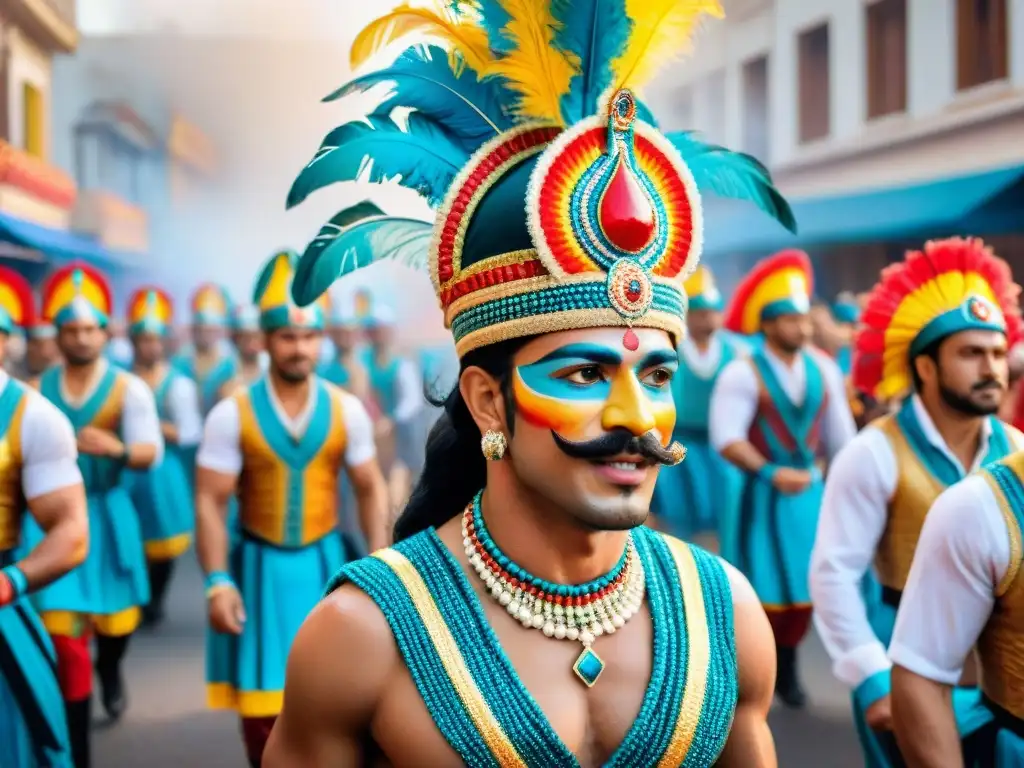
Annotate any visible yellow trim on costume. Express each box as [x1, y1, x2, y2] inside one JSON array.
[[0, 396, 26, 550], [40, 610, 86, 637], [658, 539, 711, 767], [144, 533, 192, 562], [740, 267, 809, 334], [879, 271, 1000, 399], [374, 547, 528, 768], [93, 607, 142, 637], [207, 683, 285, 717], [983, 470, 1024, 599]]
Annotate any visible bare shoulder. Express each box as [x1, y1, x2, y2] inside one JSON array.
[[723, 560, 775, 705], [282, 583, 400, 725]]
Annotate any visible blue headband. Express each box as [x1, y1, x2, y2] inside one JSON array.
[[761, 295, 810, 322], [832, 302, 861, 325], [55, 297, 108, 329], [260, 304, 325, 332], [910, 295, 1006, 357]]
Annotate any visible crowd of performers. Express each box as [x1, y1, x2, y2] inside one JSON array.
[[5, 0, 1024, 766]]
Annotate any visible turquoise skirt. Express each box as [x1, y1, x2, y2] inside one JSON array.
[[735, 471, 822, 607], [0, 579, 73, 767], [25, 488, 150, 618], [961, 698, 1024, 767], [206, 529, 346, 717], [651, 429, 741, 548], [131, 447, 195, 560]]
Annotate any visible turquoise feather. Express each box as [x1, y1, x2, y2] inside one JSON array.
[[667, 131, 797, 233], [287, 114, 468, 209], [291, 206, 433, 307], [324, 46, 512, 150], [551, 0, 631, 124], [472, 0, 514, 55]]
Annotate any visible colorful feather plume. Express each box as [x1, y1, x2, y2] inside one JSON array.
[[854, 237, 1022, 400], [722, 250, 813, 336]]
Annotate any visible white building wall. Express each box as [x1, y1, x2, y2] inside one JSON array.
[[647, 0, 1024, 198], [7, 27, 53, 158]]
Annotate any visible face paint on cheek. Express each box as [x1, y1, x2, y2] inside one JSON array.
[[512, 367, 605, 440]]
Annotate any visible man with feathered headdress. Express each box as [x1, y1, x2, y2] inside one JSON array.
[[124, 287, 202, 628], [709, 249, 857, 709], [810, 238, 1024, 766], [650, 265, 745, 551], [194, 250, 389, 766], [24, 263, 164, 733], [0, 266, 87, 768], [263, 2, 797, 764]]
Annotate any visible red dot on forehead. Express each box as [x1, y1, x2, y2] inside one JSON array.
[[622, 328, 640, 351]]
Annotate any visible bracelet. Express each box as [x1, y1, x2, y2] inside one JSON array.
[[1, 565, 28, 601], [757, 464, 778, 483], [204, 570, 235, 599]]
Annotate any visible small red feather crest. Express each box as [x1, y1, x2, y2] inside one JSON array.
[[852, 237, 1021, 398], [723, 249, 814, 335], [0, 266, 36, 327]]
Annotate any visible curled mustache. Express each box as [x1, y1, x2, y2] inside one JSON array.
[[551, 428, 684, 466], [973, 378, 1003, 391]]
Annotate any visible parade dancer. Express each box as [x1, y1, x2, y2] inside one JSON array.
[[264, 1, 799, 762], [195, 250, 389, 768], [21, 315, 59, 384], [174, 283, 237, 416], [809, 237, 1023, 766], [650, 265, 744, 556], [889, 448, 1024, 766], [126, 288, 203, 628], [217, 304, 266, 400], [710, 250, 856, 708], [0, 267, 88, 768], [318, 299, 370, 400], [830, 291, 860, 377], [26, 264, 163, 723]]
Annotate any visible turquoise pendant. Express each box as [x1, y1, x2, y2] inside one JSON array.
[[573, 646, 605, 688]]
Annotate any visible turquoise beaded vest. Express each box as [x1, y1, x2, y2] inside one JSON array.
[[328, 525, 738, 767]]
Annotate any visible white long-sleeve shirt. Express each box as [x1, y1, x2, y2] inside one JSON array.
[[709, 344, 855, 461], [163, 375, 203, 448], [888, 473, 1013, 684], [810, 396, 1023, 690]]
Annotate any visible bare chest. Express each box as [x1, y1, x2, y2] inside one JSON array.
[[372, 578, 654, 768]]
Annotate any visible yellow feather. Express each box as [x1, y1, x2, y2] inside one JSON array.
[[611, 0, 724, 96], [350, 4, 493, 76], [481, 0, 578, 125]]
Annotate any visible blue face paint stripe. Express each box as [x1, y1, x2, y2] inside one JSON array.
[[636, 349, 679, 370], [530, 343, 624, 366]]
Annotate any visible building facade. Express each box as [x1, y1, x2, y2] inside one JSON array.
[[649, 0, 1024, 296]]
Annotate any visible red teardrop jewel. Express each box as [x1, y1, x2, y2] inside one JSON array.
[[623, 328, 640, 351], [598, 157, 656, 253]]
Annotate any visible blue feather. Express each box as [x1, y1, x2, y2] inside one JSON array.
[[292, 209, 434, 307], [287, 114, 469, 210], [324, 46, 512, 151], [551, 0, 631, 124], [472, 0, 514, 54], [666, 131, 797, 233]]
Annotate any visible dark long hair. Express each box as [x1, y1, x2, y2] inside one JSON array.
[[393, 337, 527, 542]]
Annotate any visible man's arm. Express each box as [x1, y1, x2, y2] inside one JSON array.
[[10, 397, 88, 593], [709, 360, 764, 474], [809, 430, 896, 723], [120, 374, 164, 469], [340, 391, 390, 551], [164, 376, 203, 448], [194, 399, 242, 577], [264, 584, 398, 767], [716, 563, 777, 767], [888, 475, 1008, 767], [815, 352, 858, 461]]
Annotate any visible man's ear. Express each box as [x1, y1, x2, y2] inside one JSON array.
[[459, 366, 509, 436], [913, 353, 937, 388]]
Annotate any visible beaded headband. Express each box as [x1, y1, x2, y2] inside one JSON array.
[[287, 2, 794, 358]]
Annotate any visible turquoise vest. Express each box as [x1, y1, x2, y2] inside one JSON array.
[[364, 350, 401, 417], [40, 367, 124, 493], [674, 336, 737, 436], [328, 526, 737, 767], [317, 358, 351, 388], [175, 352, 237, 416], [748, 350, 827, 470]]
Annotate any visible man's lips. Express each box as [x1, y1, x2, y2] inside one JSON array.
[[589, 454, 652, 486]]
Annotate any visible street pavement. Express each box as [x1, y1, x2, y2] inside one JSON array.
[[94, 555, 865, 767]]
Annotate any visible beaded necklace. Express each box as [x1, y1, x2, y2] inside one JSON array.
[[461, 491, 645, 687]]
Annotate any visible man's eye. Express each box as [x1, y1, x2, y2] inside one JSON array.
[[644, 368, 673, 387], [565, 365, 603, 384]]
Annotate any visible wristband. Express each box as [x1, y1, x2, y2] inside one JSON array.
[[204, 570, 235, 599], [0, 565, 28, 603], [757, 464, 778, 483]]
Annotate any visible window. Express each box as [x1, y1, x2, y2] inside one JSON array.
[[866, 0, 907, 118], [22, 83, 43, 158], [742, 55, 770, 162], [957, 0, 1007, 90], [798, 23, 830, 143]]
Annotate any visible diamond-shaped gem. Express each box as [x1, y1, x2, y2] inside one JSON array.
[[573, 647, 605, 688]]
